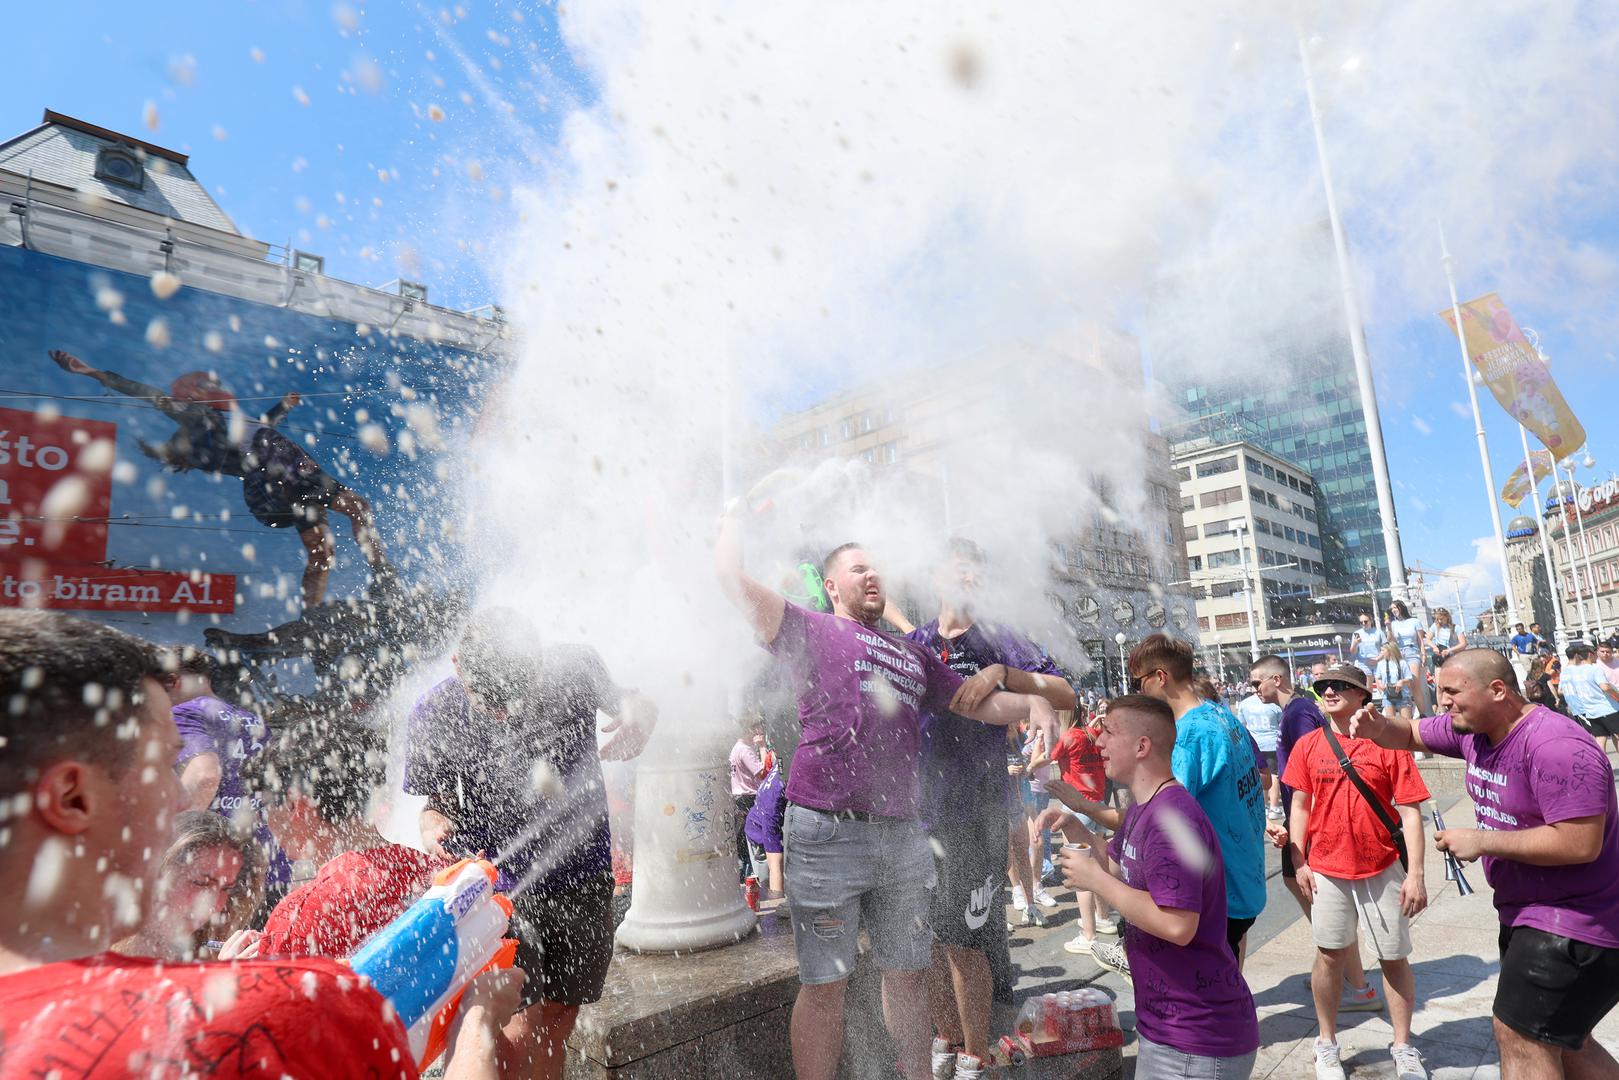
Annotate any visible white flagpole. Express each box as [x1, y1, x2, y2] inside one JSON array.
[[1438, 221, 1521, 628], [1553, 456, 1594, 639], [1520, 422, 1571, 651]]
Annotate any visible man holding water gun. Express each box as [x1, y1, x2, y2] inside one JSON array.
[[0, 611, 518, 1080], [1352, 648, 1619, 1080], [406, 608, 652, 1080]]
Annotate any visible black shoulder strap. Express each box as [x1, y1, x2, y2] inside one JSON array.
[[1319, 724, 1409, 872]]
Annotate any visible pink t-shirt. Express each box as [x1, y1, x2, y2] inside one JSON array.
[[729, 739, 764, 796], [1421, 706, 1619, 948]]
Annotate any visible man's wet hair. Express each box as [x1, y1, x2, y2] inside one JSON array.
[[1127, 633, 1196, 684], [1103, 694, 1176, 754], [822, 542, 864, 578], [456, 607, 544, 714], [245, 715, 388, 825], [946, 537, 985, 563], [1250, 654, 1288, 679], [1438, 648, 1521, 694], [0, 611, 163, 796], [1567, 643, 1595, 661]]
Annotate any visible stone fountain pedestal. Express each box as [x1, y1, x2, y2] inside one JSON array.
[[567, 900, 1123, 1080]]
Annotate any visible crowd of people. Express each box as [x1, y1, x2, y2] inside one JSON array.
[[3, 520, 1619, 1080]]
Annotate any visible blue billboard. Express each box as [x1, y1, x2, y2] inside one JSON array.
[[0, 244, 499, 701]]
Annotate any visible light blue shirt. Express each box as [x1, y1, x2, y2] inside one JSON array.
[[1561, 664, 1619, 719], [1172, 701, 1267, 920], [1390, 618, 1422, 659], [1235, 694, 1282, 752], [1353, 626, 1386, 663]]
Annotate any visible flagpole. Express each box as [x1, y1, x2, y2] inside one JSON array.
[[1520, 422, 1571, 652], [1553, 457, 1594, 639], [1438, 221, 1521, 628], [1299, 31, 1410, 604], [1563, 459, 1604, 631]]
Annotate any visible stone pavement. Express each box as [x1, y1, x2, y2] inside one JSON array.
[[1067, 796, 1619, 1078]]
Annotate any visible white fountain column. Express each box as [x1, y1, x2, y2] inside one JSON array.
[[615, 725, 757, 953]]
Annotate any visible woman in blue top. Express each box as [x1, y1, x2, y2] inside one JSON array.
[[1386, 601, 1428, 717]]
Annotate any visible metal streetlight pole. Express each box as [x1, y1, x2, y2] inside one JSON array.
[[1560, 457, 1602, 633], [1552, 472, 1594, 639], [1298, 32, 1410, 604], [1231, 519, 1262, 662], [1114, 631, 1129, 695]]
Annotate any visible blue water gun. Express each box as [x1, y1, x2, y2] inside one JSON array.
[[350, 858, 519, 1068]]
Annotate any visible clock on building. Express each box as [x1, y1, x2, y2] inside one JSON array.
[[1172, 607, 1192, 631], [1146, 600, 1167, 628], [1112, 599, 1134, 626], [1073, 596, 1100, 624]]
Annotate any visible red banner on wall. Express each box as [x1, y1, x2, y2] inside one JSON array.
[[0, 406, 116, 563], [0, 562, 236, 613]]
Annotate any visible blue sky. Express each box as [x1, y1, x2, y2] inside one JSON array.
[[4, 2, 1614, 618]]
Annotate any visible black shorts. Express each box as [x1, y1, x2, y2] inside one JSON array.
[[931, 796, 1012, 953], [242, 428, 346, 533], [509, 871, 617, 1009], [1496, 924, 1619, 1050], [1281, 843, 1296, 879], [1577, 712, 1619, 739], [1226, 916, 1258, 955]]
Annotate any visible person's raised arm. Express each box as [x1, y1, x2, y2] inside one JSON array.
[[1040, 779, 1123, 831], [1348, 703, 1426, 753], [957, 689, 1059, 747], [1438, 815, 1606, 867], [716, 512, 786, 644]]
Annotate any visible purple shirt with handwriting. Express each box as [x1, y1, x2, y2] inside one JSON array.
[[172, 695, 290, 887], [1421, 706, 1619, 948], [766, 603, 963, 818], [1109, 785, 1259, 1059]]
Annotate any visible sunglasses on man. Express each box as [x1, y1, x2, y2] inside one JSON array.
[[1314, 679, 1361, 697]]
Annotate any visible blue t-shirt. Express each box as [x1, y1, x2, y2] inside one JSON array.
[[906, 620, 1067, 829], [1511, 632, 1538, 655], [1171, 701, 1267, 920]]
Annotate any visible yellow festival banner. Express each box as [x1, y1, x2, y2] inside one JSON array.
[[1500, 449, 1555, 509], [1438, 293, 1586, 458]]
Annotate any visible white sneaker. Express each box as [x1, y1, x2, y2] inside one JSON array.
[[1341, 983, 1384, 1012], [953, 1054, 987, 1080], [1314, 1040, 1347, 1080], [1266, 804, 1285, 820], [931, 1038, 958, 1080], [1032, 888, 1059, 909], [1010, 885, 1028, 911], [1391, 1044, 1427, 1080], [1091, 938, 1131, 978], [1063, 933, 1095, 955], [1092, 915, 1120, 936]]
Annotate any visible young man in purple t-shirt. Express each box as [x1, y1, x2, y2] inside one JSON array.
[[1353, 648, 1619, 1079], [886, 538, 1076, 1080], [716, 518, 1057, 1080], [1058, 694, 1259, 1077]]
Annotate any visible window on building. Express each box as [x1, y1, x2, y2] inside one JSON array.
[[1601, 565, 1610, 587], [1197, 456, 1238, 478], [883, 442, 898, 464], [1300, 482, 1313, 497], [1246, 457, 1262, 474], [1266, 492, 1280, 509], [860, 414, 873, 433], [1304, 508, 1317, 524], [1205, 520, 1233, 537], [1188, 555, 1202, 571], [840, 419, 852, 439], [1255, 519, 1270, 535], [883, 403, 896, 424], [819, 427, 830, 447], [1207, 549, 1243, 569], [1288, 475, 1301, 491], [1263, 464, 1276, 480], [94, 147, 145, 189], [1210, 582, 1246, 599], [860, 448, 875, 464], [1203, 486, 1242, 507], [1175, 466, 1192, 482], [1183, 524, 1200, 541], [1284, 526, 1296, 542], [1215, 611, 1251, 629]]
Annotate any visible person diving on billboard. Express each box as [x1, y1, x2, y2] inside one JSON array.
[[47, 349, 387, 609]]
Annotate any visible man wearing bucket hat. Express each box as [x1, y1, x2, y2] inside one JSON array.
[[1282, 663, 1430, 1080]]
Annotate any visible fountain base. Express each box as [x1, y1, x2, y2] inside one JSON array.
[[567, 902, 1123, 1080]]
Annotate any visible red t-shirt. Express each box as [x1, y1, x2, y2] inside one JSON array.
[[1281, 727, 1431, 879], [261, 845, 440, 958], [0, 953, 416, 1079], [1052, 725, 1106, 802]]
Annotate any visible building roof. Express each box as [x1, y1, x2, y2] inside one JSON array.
[[1506, 515, 1538, 539], [0, 110, 240, 235]]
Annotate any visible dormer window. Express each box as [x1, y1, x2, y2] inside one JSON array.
[[94, 147, 145, 189]]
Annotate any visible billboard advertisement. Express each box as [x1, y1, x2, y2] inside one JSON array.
[[0, 244, 499, 701]]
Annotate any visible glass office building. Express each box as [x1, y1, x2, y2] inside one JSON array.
[[1169, 334, 1391, 593]]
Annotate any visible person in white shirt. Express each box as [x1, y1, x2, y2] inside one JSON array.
[[1424, 609, 1468, 671], [1560, 644, 1619, 751], [1386, 602, 1427, 717], [1351, 613, 1387, 677], [1237, 691, 1285, 820], [1372, 644, 1416, 720]]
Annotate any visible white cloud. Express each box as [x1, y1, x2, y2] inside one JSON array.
[[1411, 416, 1432, 436], [1421, 535, 1506, 626]]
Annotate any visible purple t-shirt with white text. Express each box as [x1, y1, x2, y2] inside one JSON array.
[[172, 696, 289, 886], [1421, 706, 1619, 948], [767, 603, 963, 818], [1109, 785, 1258, 1058]]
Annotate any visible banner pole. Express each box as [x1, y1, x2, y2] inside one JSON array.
[[1438, 220, 1521, 629], [1553, 456, 1594, 639], [1520, 421, 1571, 652]]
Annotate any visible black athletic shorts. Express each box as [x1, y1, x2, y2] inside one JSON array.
[[1496, 924, 1619, 1050], [931, 789, 1012, 953], [242, 428, 346, 533], [509, 871, 617, 1009], [1226, 916, 1258, 956], [1577, 712, 1619, 739], [1281, 843, 1296, 879]]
